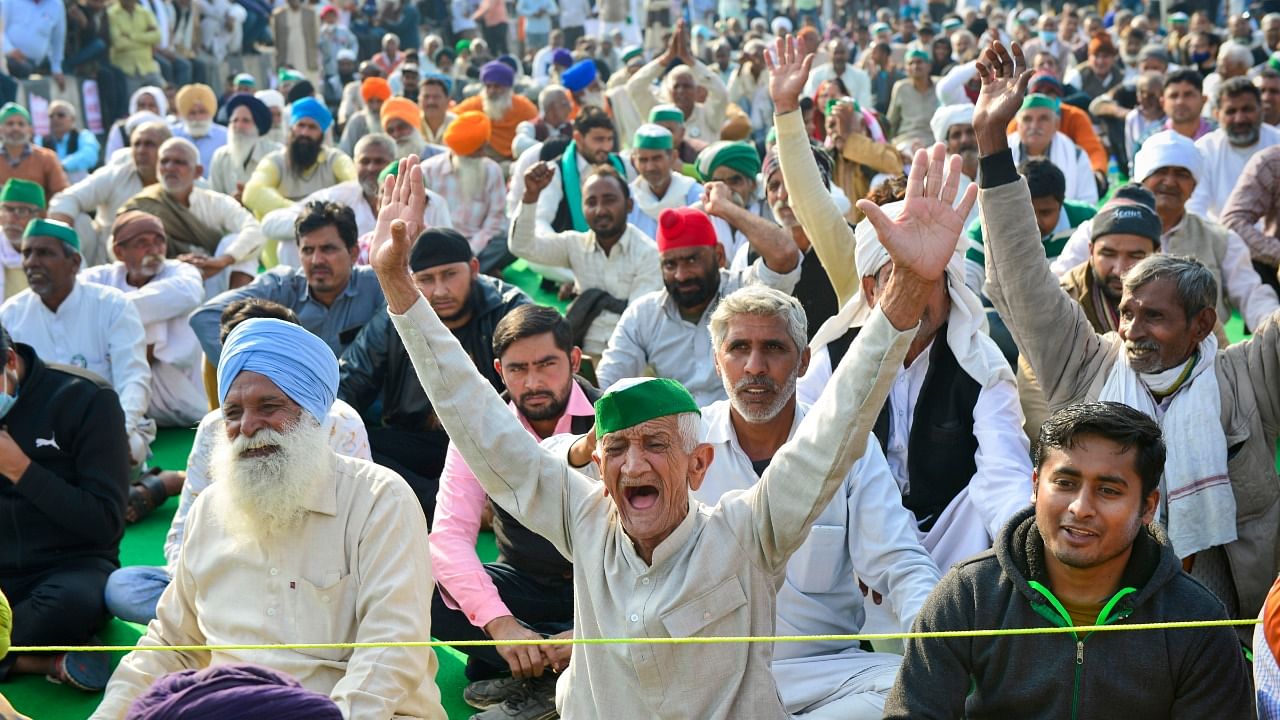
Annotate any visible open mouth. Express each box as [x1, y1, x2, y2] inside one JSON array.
[[623, 485, 660, 511], [240, 445, 280, 458], [1061, 525, 1098, 541]]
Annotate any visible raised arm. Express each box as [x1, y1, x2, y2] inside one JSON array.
[[509, 161, 575, 268], [701, 180, 799, 274]]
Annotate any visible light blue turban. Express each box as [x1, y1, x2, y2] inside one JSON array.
[[289, 97, 333, 133], [217, 319, 338, 422]]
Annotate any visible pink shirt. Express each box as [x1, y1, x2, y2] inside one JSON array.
[[430, 380, 595, 628]]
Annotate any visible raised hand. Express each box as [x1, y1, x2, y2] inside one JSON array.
[[701, 180, 741, 218], [973, 41, 1032, 156], [522, 161, 555, 203], [766, 34, 814, 114], [369, 155, 426, 279], [855, 143, 977, 284]]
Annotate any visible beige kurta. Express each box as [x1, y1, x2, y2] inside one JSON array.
[[387, 294, 914, 719]]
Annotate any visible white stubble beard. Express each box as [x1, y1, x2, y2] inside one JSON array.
[[453, 153, 488, 197]]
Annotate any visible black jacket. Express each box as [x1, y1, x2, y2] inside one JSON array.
[[0, 344, 130, 577], [884, 506, 1254, 719], [337, 276, 530, 431]]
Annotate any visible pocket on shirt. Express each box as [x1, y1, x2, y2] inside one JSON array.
[[659, 576, 749, 689], [289, 572, 358, 662], [785, 524, 848, 594]]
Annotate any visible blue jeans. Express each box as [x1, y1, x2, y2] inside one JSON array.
[[104, 565, 171, 625]]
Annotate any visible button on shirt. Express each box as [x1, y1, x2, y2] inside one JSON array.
[[189, 266, 386, 366]]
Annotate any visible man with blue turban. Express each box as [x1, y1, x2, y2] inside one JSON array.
[[243, 96, 357, 226], [93, 319, 446, 720]]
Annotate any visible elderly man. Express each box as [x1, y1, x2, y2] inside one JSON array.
[[512, 85, 574, 160], [804, 37, 874, 110], [339, 77, 391, 157], [627, 124, 703, 239], [81, 211, 206, 428], [191, 202, 385, 367], [533, 107, 630, 237], [210, 94, 280, 200], [121, 138, 264, 296], [452, 61, 539, 160], [35, 101, 100, 184], [172, 84, 228, 177], [628, 23, 730, 144], [691, 285, 940, 719], [596, 205, 800, 404], [978, 41, 1280, 638], [421, 112, 508, 271], [366, 122, 957, 716], [1011, 73, 1107, 175], [90, 318, 445, 720], [822, 99, 904, 224], [768, 40, 1031, 571], [0, 321, 131, 693], [243, 98, 357, 221], [560, 59, 605, 112], [0, 220, 154, 466], [47, 120, 169, 269], [1125, 72, 1167, 166], [419, 75, 457, 146], [514, 162, 660, 356], [1187, 78, 1280, 221], [1008, 93, 1097, 204], [255, 89, 287, 144], [693, 141, 767, 262], [0, 104, 69, 207], [380, 97, 431, 160], [0, 180, 44, 300]]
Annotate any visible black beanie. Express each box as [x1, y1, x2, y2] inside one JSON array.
[[1091, 203, 1163, 248], [410, 228, 474, 271]]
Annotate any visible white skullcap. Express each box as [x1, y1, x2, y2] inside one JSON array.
[[336, 48, 357, 62], [255, 89, 285, 109], [771, 17, 793, 35], [931, 104, 975, 143], [854, 201, 905, 279], [1132, 130, 1203, 183], [125, 111, 164, 133]]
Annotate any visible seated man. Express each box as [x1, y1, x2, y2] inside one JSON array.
[[532, 106, 631, 238], [627, 124, 703, 240], [0, 220, 154, 466], [512, 162, 660, 356], [0, 323, 131, 693], [885, 402, 1253, 718], [511, 84, 573, 160], [827, 98, 905, 223], [366, 139, 952, 716], [338, 229, 528, 521], [696, 285, 940, 718], [191, 202, 386, 367], [91, 318, 444, 719], [172, 84, 229, 177], [595, 206, 801, 404], [47, 120, 171, 269], [209, 94, 281, 200], [338, 77, 389, 157], [81, 211, 206, 429], [103, 298, 371, 626], [121, 138, 265, 296], [0, 179, 45, 300], [35, 101, 101, 184], [451, 61, 539, 160], [431, 305, 592, 718], [420, 112, 510, 274], [693, 141, 769, 261], [0, 104, 68, 211], [627, 23, 729, 144], [1187, 77, 1280, 221], [380, 96, 434, 161], [243, 98, 357, 224], [1008, 93, 1098, 205], [1223, 144, 1280, 297]]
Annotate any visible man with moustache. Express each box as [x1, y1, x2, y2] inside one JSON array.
[[338, 228, 528, 520], [421, 112, 509, 273], [210, 94, 280, 201], [172, 84, 228, 178], [533, 107, 631, 238], [91, 319, 445, 720], [511, 85, 574, 160], [0, 104, 68, 205], [560, 59, 606, 112], [1188, 78, 1280, 222], [626, 124, 703, 240], [381, 97, 433, 161], [81, 211, 206, 427], [419, 75, 457, 146], [243, 98, 357, 222], [430, 306, 593, 718], [1007, 93, 1097, 204], [0, 180, 45, 300], [452, 60, 539, 161]]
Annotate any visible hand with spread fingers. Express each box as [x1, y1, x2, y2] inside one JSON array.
[[766, 34, 814, 115], [369, 155, 430, 314], [855, 143, 977, 285], [973, 41, 1033, 156]]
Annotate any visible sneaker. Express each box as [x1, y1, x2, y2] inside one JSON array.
[[473, 674, 558, 720], [47, 650, 111, 692], [464, 675, 528, 709]]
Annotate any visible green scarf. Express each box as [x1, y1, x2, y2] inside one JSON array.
[[561, 141, 628, 233]]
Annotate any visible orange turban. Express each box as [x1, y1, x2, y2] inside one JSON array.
[[443, 111, 491, 156], [380, 97, 421, 133], [361, 77, 392, 102]]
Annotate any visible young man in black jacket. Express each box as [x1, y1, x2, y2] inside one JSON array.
[[885, 401, 1252, 718], [0, 324, 131, 692]]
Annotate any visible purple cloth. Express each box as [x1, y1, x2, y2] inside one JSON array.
[[125, 664, 344, 720], [551, 48, 573, 68], [479, 60, 515, 86]]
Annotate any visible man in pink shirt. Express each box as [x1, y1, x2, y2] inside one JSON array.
[[429, 304, 596, 719]]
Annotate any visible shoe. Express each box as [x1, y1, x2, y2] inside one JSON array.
[[48, 650, 111, 692], [473, 674, 558, 719], [464, 675, 528, 709]]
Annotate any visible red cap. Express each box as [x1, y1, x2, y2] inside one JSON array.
[[656, 208, 717, 253], [320, 4, 338, 17]]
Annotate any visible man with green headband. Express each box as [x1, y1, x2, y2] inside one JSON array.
[[0, 179, 45, 301], [885, 48, 940, 148], [1010, 92, 1098, 204], [693, 140, 771, 262], [625, 124, 704, 240], [365, 128, 962, 714], [0, 104, 69, 204]]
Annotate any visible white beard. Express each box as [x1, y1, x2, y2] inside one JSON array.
[[185, 119, 212, 137], [482, 90, 513, 120], [209, 414, 332, 545], [395, 129, 426, 160], [578, 91, 604, 109], [453, 153, 488, 197], [266, 126, 287, 144], [227, 129, 259, 166]]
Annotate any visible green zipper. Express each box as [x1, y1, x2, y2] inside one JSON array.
[[1027, 581, 1136, 720]]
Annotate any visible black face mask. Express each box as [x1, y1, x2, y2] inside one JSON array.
[[288, 135, 321, 170]]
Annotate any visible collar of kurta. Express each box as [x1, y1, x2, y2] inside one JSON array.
[[616, 494, 701, 570], [700, 397, 803, 449]]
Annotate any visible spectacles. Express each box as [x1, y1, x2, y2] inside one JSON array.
[[0, 205, 38, 217]]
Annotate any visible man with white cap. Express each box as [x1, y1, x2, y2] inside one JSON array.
[[364, 117, 960, 715], [931, 103, 979, 182], [1051, 131, 1279, 333], [626, 124, 703, 240], [771, 35, 1031, 571], [254, 89, 287, 144], [91, 317, 445, 720], [1187, 77, 1280, 221]]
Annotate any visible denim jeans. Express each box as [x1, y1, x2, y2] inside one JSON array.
[[103, 565, 172, 625], [66, 37, 108, 69]]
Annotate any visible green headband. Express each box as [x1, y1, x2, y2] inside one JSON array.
[[634, 129, 673, 150], [23, 218, 79, 250], [906, 49, 931, 61], [1020, 93, 1061, 114], [649, 107, 685, 124], [622, 47, 644, 62], [278, 68, 305, 83], [695, 141, 761, 182], [0, 102, 30, 124], [594, 378, 700, 436], [0, 178, 45, 210]]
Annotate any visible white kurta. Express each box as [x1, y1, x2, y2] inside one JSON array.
[[79, 261, 207, 427], [1008, 131, 1098, 206], [209, 137, 282, 197], [1, 282, 155, 464], [1187, 125, 1280, 220], [46, 160, 148, 268], [627, 173, 702, 240]]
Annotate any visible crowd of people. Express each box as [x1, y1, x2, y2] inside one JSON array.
[[4, 0, 1280, 717]]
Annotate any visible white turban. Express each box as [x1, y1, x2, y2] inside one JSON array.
[[771, 17, 793, 36], [931, 104, 975, 144], [1132, 130, 1203, 183], [255, 89, 286, 109], [129, 86, 168, 117]]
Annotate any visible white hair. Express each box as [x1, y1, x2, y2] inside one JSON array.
[[675, 412, 700, 453], [158, 136, 200, 164], [709, 285, 809, 355], [1219, 41, 1254, 67], [355, 132, 396, 159], [538, 84, 571, 111]]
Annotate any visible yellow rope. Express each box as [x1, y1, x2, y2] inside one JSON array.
[[9, 618, 1261, 653]]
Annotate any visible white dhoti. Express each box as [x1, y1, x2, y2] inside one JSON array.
[[775, 650, 902, 720]]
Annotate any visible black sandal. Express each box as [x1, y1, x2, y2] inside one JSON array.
[[126, 468, 168, 524]]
